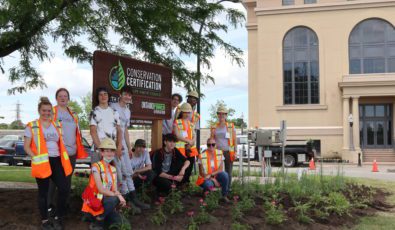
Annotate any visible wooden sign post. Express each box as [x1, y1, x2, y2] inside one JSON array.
[[92, 51, 172, 151]]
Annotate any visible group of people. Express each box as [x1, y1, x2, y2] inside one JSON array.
[[24, 87, 237, 230]]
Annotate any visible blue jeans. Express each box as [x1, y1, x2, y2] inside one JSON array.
[[101, 196, 122, 227], [200, 171, 229, 196]]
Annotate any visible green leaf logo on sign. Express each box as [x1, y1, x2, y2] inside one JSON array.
[[109, 60, 126, 91]]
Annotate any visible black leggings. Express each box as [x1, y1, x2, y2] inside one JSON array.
[[36, 157, 70, 220], [183, 156, 195, 183]]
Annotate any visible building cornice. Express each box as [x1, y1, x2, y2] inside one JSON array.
[[246, 23, 258, 30], [255, 0, 395, 16], [339, 74, 395, 88]]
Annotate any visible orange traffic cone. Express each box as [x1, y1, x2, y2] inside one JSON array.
[[309, 157, 316, 170], [372, 159, 379, 172]]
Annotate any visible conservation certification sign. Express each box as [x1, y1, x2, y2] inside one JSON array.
[[93, 51, 172, 123]]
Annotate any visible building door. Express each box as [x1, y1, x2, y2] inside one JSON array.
[[360, 104, 393, 149]]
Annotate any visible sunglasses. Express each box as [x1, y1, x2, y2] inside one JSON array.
[[207, 143, 216, 147]]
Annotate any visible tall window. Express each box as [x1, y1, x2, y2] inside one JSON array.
[[283, 27, 319, 105], [349, 19, 395, 74], [282, 0, 294, 6]]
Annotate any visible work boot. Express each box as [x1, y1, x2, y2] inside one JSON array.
[[129, 191, 151, 210], [89, 220, 104, 230], [41, 220, 53, 230]]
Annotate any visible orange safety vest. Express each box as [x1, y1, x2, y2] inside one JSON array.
[[196, 149, 223, 186], [82, 160, 117, 216], [52, 106, 88, 159], [210, 122, 236, 162], [174, 119, 199, 157], [175, 107, 200, 127], [191, 111, 200, 127], [27, 120, 73, 179]]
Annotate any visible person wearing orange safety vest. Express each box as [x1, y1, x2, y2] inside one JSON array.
[[173, 103, 198, 184], [210, 105, 237, 191], [196, 138, 230, 201], [82, 138, 127, 230], [23, 97, 73, 230], [48, 88, 89, 216], [174, 91, 200, 130]]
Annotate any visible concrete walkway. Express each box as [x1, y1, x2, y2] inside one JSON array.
[[234, 162, 395, 181]]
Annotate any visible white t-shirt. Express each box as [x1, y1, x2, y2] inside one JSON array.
[[24, 123, 60, 157], [110, 103, 131, 149], [90, 106, 121, 142]]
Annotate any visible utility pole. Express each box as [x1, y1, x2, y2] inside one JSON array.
[[16, 100, 21, 121]]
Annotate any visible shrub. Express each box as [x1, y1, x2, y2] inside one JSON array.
[[290, 202, 313, 224], [163, 185, 183, 214], [231, 222, 252, 230], [325, 192, 351, 216], [263, 201, 286, 225]]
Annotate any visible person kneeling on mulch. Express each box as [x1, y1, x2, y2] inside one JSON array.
[[196, 137, 230, 202], [152, 134, 190, 195], [81, 138, 127, 230], [130, 139, 155, 190]]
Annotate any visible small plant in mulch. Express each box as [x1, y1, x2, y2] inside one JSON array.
[[109, 206, 131, 230], [203, 188, 221, 212], [151, 197, 167, 225], [195, 198, 215, 224], [263, 200, 286, 225], [163, 183, 184, 214], [72, 170, 89, 198], [231, 222, 252, 230], [186, 211, 199, 230], [137, 175, 151, 203], [289, 201, 313, 224]]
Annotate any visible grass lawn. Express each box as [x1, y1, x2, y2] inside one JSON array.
[[348, 178, 395, 230], [0, 166, 34, 183]]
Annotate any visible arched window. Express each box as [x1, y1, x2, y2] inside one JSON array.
[[349, 18, 395, 74], [283, 27, 319, 105]]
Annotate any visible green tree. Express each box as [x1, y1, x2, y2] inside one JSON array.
[[0, 123, 8, 129], [207, 99, 246, 128], [65, 92, 91, 129], [9, 120, 24, 129], [207, 100, 235, 127], [1, 0, 245, 93]]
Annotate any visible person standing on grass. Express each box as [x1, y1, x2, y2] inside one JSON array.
[[24, 97, 72, 230], [210, 105, 236, 191], [110, 88, 150, 212], [47, 88, 89, 216]]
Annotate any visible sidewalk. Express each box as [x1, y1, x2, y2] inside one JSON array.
[[0, 181, 37, 189]]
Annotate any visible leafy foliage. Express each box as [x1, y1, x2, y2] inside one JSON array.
[[0, 0, 245, 93]]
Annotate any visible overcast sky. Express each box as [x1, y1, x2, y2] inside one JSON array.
[[0, 2, 248, 128]]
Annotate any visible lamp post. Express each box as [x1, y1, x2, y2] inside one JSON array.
[[196, 0, 240, 150], [348, 114, 354, 151]]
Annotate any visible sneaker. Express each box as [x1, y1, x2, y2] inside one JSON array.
[[41, 220, 53, 230]]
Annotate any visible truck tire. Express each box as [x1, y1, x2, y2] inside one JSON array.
[[284, 154, 296, 167]]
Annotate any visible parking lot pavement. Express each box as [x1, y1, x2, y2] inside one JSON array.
[[234, 162, 395, 181]]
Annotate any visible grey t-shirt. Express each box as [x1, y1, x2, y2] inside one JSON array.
[[92, 165, 113, 191], [57, 109, 77, 156], [90, 106, 120, 142], [110, 103, 131, 149], [130, 150, 152, 171], [24, 123, 60, 157], [162, 151, 173, 173], [162, 107, 177, 135], [215, 125, 229, 151]]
